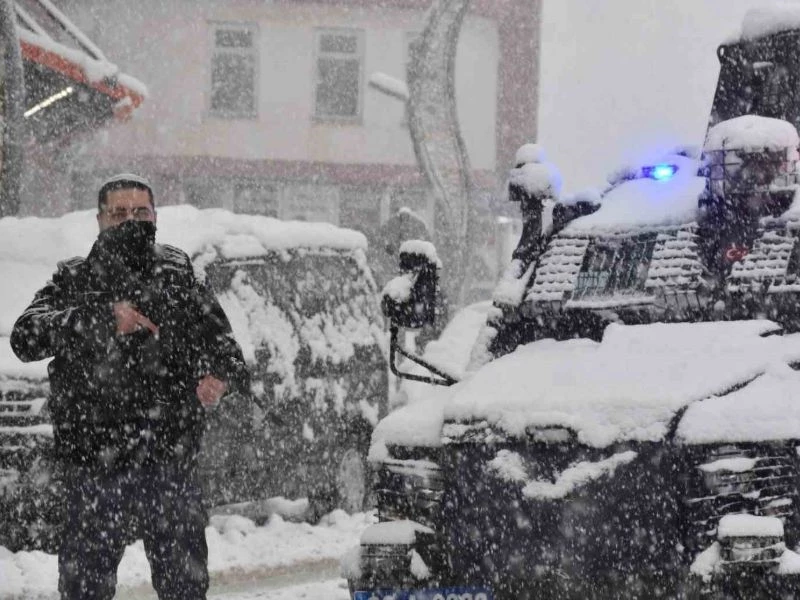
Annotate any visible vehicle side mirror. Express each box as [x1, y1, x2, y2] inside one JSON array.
[[381, 240, 441, 329], [380, 241, 455, 386]]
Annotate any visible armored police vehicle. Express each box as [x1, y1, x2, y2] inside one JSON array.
[[349, 8, 800, 600]]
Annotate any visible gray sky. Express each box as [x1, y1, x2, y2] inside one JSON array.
[[538, 0, 796, 193]]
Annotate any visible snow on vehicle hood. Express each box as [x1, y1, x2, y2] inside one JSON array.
[[677, 362, 800, 444], [369, 302, 492, 458], [444, 320, 800, 448], [372, 319, 800, 452], [562, 155, 704, 233]]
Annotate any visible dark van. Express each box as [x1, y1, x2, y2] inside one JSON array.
[[0, 206, 388, 551]]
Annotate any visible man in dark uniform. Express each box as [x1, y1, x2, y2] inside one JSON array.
[[11, 174, 249, 600]]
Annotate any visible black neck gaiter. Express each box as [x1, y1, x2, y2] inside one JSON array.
[[90, 220, 157, 282]]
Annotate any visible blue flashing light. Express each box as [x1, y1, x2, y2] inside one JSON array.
[[642, 164, 678, 181]]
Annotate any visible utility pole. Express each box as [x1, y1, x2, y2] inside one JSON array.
[[406, 0, 474, 308], [0, 0, 24, 217]]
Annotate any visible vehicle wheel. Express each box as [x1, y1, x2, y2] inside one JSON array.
[[335, 447, 368, 514]]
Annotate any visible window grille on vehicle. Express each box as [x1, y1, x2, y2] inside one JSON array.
[[683, 444, 799, 556], [375, 456, 444, 532], [572, 234, 657, 300]]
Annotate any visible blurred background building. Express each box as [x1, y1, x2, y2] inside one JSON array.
[[19, 0, 540, 299]]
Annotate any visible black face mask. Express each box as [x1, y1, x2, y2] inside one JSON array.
[[93, 219, 157, 275]]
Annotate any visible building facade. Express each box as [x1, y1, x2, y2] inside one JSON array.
[[30, 0, 540, 294]]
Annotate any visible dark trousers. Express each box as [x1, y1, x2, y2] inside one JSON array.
[[58, 462, 209, 600]]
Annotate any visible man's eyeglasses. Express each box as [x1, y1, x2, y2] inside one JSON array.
[[102, 207, 155, 222]]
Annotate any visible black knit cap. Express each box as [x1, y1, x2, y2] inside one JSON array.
[[98, 173, 154, 210]]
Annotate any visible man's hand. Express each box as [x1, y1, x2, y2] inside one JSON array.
[[197, 375, 227, 408], [113, 301, 159, 336]]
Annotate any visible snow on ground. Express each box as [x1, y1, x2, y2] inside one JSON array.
[[211, 579, 349, 600], [0, 510, 374, 599]]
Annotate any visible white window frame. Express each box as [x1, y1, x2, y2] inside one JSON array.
[[313, 28, 364, 123], [208, 21, 259, 119]]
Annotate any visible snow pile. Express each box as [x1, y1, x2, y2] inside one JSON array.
[[399, 239, 441, 268], [382, 273, 414, 303], [487, 448, 638, 499], [698, 457, 756, 473], [486, 449, 529, 483], [507, 143, 562, 199], [677, 364, 800, 444], [0, 510, 374, 598], [443, 320, 800, 448], [717, 514, 783, 540], [17, 28, 148, 99], [522, 451, 637, 500], [359, 520, 433, 545], [216, 271, 300, 393], [690, 542, 721, 580], [704, 115, 800, 152], [739, 5, 800, 41], [563, 154, 704, 233], [409, 549, 430, 580], [493, 259, 536, 307], [515, 143, 547, 166], [508, 163, 563, 198], [370, 302, 491, 454]]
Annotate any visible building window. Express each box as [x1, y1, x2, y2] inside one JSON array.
[[314, 28, 364, 121], [234, 181, 278, 217], [573, 235, 656, 299], [209, 22, 258, 118]]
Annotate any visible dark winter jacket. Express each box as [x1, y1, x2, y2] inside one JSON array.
[[10, 233, 249, 469]]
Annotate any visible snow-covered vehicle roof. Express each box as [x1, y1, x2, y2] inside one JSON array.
[[736, 5, 800, 42], [561, 154, 704, 234], [0, 205, 371, 381], [525, 153, 707, 307]]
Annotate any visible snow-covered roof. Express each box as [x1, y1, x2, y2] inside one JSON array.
[[0, 206, 369, 378], [521, 155, 706, 306], [704, 115, 800, 153], [15, 0, 147, 115], [737, 5, 800, 42], [440, 320, 800, 448], [562, 155, 703, 233]]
